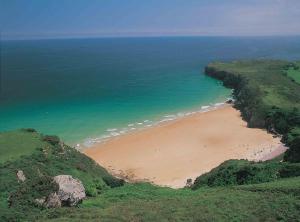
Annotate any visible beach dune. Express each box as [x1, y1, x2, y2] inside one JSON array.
[[84, 106, 284, 188]]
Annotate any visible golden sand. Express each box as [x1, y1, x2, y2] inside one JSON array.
[[84, 105, 284, 188]]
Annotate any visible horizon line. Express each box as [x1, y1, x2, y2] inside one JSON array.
[[2, 34, 300, 41]]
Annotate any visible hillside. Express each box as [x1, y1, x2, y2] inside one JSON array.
[[286, 61, 300, 84], [0, 129, 124, 221]]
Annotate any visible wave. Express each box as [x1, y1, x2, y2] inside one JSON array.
[[107, 128, 117, 132], [77, 99, 231, 149]]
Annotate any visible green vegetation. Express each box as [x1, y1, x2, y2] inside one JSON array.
[[286, 62, 300, 84], [192, 159, 300, 189], [205, 60, 300, 162], [0, 130, 123, 221], [0, 129, 47, 163], [1, 129, 300, 221], [2, 60, 300, 221], [38, 180, 300, 222]]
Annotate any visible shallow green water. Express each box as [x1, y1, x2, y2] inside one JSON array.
[[1, 37, 300, 145]]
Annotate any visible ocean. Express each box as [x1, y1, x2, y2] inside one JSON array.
[[1, 36, 300, 146]]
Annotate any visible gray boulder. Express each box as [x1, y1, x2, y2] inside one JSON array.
[[53, 175, 86, 206], [16, 170, 26, 182], [45, 193, 61, 208], [35, 197, 46, 206]]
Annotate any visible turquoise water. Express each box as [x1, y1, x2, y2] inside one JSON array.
[[1, 37, 300, 145]]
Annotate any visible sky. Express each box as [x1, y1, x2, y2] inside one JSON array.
[[1, 0, 300, 40]]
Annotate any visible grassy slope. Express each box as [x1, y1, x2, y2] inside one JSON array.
[[286, 62, 300, 84], [0, 130, 123, 221], [39, 178, 300, 222], [206, 60, 300, 111], [0, 129, 47, 163]]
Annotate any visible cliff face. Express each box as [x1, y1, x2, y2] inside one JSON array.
[[205, 65, 266, 128]]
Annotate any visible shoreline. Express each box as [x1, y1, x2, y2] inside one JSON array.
[[77, 100, 232, 150], [84, 105, 285, 188]]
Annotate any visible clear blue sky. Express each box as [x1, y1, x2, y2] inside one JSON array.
[[1, 0, 300, 40]]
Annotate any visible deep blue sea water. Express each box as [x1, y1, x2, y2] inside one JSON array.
[[1, 36, 300, 145]]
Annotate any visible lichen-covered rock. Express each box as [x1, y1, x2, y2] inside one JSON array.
[[16, 170, 26, 182], [35, 197, 46, 206], [53, 175, 86, 206], [45, 193, 61, 208]]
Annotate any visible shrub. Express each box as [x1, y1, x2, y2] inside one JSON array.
[[284, 137, 300, 163], [42, 135, 60, 145], [191, 160, 300, 189], [21, 128, 37, 133], [8, 175, 58, 208], [279, 163, 300, 177], [103, 176, 125, 188]]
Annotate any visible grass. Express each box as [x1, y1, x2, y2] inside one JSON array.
[[0, 129, 47, 163], [0, 130, 123, 221], [286, 62, 300, 84], [38, 179, 300, 221], [206, 60, 300, 111], [238, 176, 300, 195]]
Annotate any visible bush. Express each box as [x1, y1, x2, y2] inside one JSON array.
[[192, 160, 300, 189], [21, 128, 37, 133], [42, 135, 60, 145], [279, 163, 300, 177], [103, 176, 125, 188], [85, 179, 108, 197], [8, 175, 57, 208], [284, 137, 300, 163]]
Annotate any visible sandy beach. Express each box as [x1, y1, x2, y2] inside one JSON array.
[[84, 105, 285, 188]]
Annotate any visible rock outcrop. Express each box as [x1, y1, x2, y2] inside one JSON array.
[[185, 178, 193, 188], [34, 175, 86, 208], [53, 175, 86, 207], [16, 170, 26, 182], [45, 193, 61, 208]]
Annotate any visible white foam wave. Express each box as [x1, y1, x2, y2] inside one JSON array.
[[214, 102, 224, 106], [107, 128, 117, 132], [201, 106, 210, 109]]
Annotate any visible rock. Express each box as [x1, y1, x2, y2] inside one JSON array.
[[45, 193, 61, 208], [35, 197, 46, 206], [53, 175, 86, 206], [36, 175, 86, 208], [226, 99, 234, 104], [185, 178, 193, 188], [16, 170, 26, 182]]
